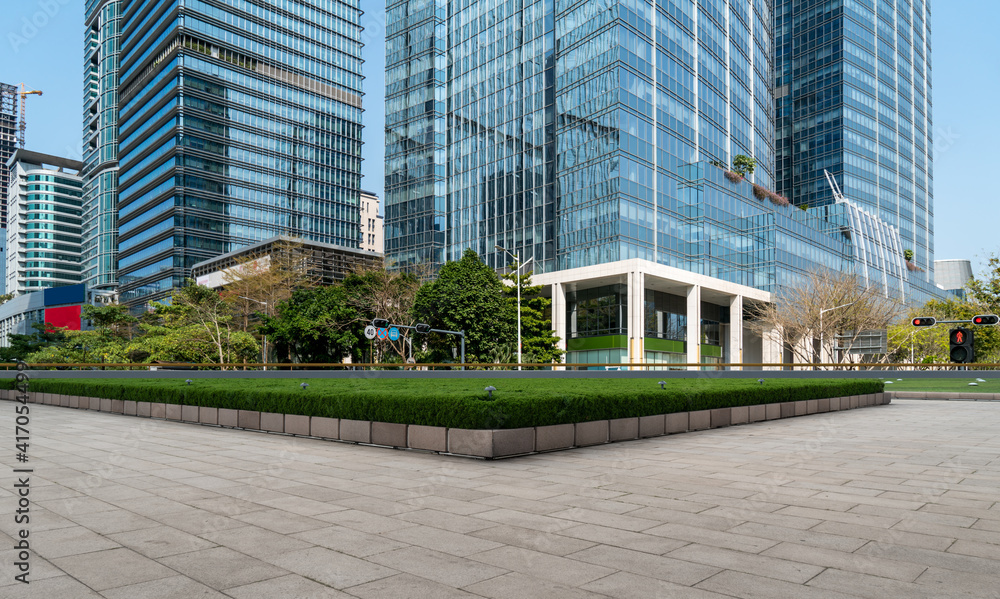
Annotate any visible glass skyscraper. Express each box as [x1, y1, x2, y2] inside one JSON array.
[[114, 0, 365, 306], [82, 0, 122, 290], [774, 0, 933, 277], [386, 0, 776, 275]]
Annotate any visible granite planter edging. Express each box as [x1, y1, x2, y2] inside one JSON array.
[[6, 391, 888, 460]]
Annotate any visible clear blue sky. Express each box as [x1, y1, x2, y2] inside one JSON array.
[[1, 2, 995, 274]]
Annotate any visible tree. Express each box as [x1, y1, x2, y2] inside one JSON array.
[[732, 154, 757, 178], [0, 293, 13, 307], [342, 264, 421, 362], [219, 239, 319, 360], [170, 282, 259, 367], [0, 323, 68, 363], [413, 249, 516, 364], [82, 303, 138, 340], [259, 285, 364, 363], [747, 270, 904, 366], [501, 259, 563, 364], [903, 249, 914, 262]]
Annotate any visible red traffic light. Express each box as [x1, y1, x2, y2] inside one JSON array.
[[972, 314, 999, 325], [949, 327, 975, 364], [911, 317, 936, 327]]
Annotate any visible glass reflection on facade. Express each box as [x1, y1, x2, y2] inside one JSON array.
[[386, 0, 776, 275], [116, 0, 364, 306], [774, 0, 933, 278], [82, 0, 122, 290]]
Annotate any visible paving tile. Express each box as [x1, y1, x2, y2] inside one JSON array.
[[159, 546, 289, 590], [809, 520, 955, 551], [725, 521, 868, 552], [367, 546, 506, 588], [394, 508, 495, 533], [914, 567, 1000, 598], [581, 571, 735, 599], [384, 523, 503, 556], [100, 574, 230, 599], [644, 522, 778, 553], [666, 542, 824, 583], [469, 545, 615, 586], [346, 573, 482, 599], [225, 573, 354, 598], [463, 572, 611, 599], [695, 570, 861, 599], [761, 541, 927, 582], [470, 525, 597, 556], [232, 508, 330, 534], [108, 524, 217, 558], [0, 574, 105, 598], [31, 525, 120, 558], [51, 547, 176, 591], [556, 523, 688, 554], [200, 523, 313, 558], [567, 544, 721, 586], [806, 568, 970, 599]]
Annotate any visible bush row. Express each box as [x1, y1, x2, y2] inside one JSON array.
[[10, 378, 884, 430]]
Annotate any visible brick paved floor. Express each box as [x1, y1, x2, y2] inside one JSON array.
[[0, 400, 998, 598]]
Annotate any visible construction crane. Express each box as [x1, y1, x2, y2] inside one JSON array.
[[18, 83, 43, 149]]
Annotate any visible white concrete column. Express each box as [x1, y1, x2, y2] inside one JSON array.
[[629, 271, 645, 367], [550, 282, 567, 371], [729, 294, 743, 370], [686, 285, 701, 369], [762, 327, 783, 371]]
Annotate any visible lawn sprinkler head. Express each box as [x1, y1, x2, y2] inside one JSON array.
[[758, 379, 765, 386], [185, 379, 192, 385], [885, 381, 893, 384], [484, 385, 496, 399], [300, 382, 309, 390], [976, 378, 986, 383], [969, 382, 978, 386], [658, 381, 666, 390], [896, 379, 902, 381]]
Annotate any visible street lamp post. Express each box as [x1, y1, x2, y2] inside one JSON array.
[[239, 296, 268, 370], [496, 246, 533, 370], [819, 301, 856, 368]]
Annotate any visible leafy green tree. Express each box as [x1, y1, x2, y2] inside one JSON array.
[[259, 285, 364, 363], [168, 282, 259, 367], [413, 249, 516, 364], [0, 323, 68, 363], [501, 260, 563, 364], [732, 154, 757, 178], [903, 249, 914, 262], [82, 304, 138, 340]]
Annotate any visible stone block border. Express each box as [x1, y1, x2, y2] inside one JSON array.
[[0, 388, 891, 459]]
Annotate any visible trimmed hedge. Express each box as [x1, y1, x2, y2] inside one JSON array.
[[10, 378, 884, 429]]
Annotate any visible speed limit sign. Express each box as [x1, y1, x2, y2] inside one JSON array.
[[364, 325, 377, 340]]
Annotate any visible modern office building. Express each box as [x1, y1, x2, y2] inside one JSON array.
[[935, 259, 972, 299], [5, 150, 84, 296], [774, 0, 934, 278], [359, 190, 383, 253], [113, 0, 365, 307], [81, 0, 123, 291], [386, 0, 776, 274], [386, 0, 941, 367]]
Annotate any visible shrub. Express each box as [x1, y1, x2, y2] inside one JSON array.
[[724, 171, 744, 184], [10, 378, 884, 430]]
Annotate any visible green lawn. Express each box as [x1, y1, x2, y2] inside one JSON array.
[[878, 376, 999, 393], [12, 377, 884, 429]]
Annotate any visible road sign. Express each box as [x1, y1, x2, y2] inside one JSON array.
[[364, 325, 376, 340], [389, 327, 400, 341], [377, 327, 388, 340]]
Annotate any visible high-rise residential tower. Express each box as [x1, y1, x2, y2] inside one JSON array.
[[5, 150, 84, 295], [774, 0, 933, 277], [386, 0, 776, 274], [82, 0, 122, 291], [114, 0, 365, 307]]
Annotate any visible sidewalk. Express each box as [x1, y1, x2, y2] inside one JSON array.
[[0, 400, 997, 598]]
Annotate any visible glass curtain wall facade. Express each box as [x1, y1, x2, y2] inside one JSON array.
[[1, 83, 17, 225], [82, 0, 122, 290], [115, 0, 364, 306], [774, 0, 933, 277], [386, 0, 776, 276]]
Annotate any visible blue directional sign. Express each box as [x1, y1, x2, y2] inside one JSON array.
[[389, 327, 400, 341]]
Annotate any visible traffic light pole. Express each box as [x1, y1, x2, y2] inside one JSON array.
[[372, 321, 466, 370]]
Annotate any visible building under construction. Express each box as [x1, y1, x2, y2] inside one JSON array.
[[0, 83, 17, 227]]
